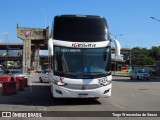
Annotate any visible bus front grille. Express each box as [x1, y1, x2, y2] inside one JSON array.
[[64, 84, 101, 90]]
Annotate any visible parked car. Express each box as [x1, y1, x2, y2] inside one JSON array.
[[0, 70, 3, 75], [2, 69, 27, 78], [0, 69, 27, 82], [39, 69, 49, 82], [130, 69, 150, 80]]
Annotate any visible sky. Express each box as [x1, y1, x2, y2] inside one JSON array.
[[0, 0, 160, 50]]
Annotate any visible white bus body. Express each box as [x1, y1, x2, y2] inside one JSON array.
[[48, 15, 120, 98]]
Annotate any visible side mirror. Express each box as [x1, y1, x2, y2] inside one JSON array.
[[111, 39, 121, 56], [48, 38, 54, 55]]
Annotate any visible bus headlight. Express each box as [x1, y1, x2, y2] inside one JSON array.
[[53, 77, 67, 86], [101, 80, 112, 86], [53, 80, 67, 86], [98, 77, 112, 86], [57, 81, 67, 86]]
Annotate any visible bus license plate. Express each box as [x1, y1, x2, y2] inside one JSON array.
[[78, 93, 88, 98]]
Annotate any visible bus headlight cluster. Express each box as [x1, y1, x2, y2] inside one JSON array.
[[53, 77, 67, 86], [101, 80, 112, 86], [53, 80, 67, 86], [98, 77, 112, 86]]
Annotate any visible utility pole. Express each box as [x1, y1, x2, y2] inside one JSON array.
[[150, 17, 160, 22]]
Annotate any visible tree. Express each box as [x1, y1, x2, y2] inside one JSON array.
[[8, 61, 14, 66], [131, 47, 155, 65], [149, 46, 160, 61]]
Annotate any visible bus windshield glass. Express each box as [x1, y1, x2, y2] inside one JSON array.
[[54, 46, 111, 78], [53, 16, 109, 42]]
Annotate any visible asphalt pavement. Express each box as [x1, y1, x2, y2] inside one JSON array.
[[0, 74, 160, 120]]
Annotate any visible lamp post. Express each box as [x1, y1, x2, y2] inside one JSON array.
[[125, 45, 132, 73], [150, 17, 160, 22], [110, 33, 123, 75], [110, 33, 123, 39]]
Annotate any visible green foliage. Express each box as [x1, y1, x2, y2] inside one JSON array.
[[149, 46, 160, 61], [131, 47, 156, 65], [8, 61, 14, 66]]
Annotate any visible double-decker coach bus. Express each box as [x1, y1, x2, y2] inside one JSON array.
[[48, 15, 121, 98]]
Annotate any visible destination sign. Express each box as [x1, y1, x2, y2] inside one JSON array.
[[72, 43, 96, 48], [61, 48, 81, 52]]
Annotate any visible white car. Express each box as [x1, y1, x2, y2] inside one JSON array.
[[0, 70, 3, 75], [130, 69, 150, 80], [2, 69, 27, 78], [39, 69, 49, 82]]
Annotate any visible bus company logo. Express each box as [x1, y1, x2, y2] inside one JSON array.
[[72, 43, 96, 48], [82, 85, 86, 90]]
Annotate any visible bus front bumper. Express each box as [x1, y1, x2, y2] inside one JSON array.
[[52, 84, 112, 98]]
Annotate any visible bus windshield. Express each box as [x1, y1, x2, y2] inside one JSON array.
[[53, 16, 109, 42], [54, 46, 111, 78]]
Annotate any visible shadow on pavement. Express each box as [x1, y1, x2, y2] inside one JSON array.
[[0, 84, 101, 106]]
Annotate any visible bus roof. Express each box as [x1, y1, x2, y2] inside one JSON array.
[[55, 14, 105, 19], [53, 14, 109, 42]]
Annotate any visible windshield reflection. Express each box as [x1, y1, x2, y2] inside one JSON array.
[[54, 46, 111, 78]]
